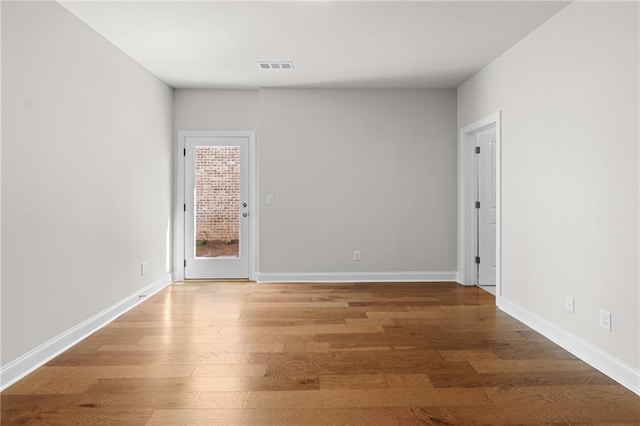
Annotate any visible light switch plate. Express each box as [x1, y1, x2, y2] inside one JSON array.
[[565, 296, 574, 313]]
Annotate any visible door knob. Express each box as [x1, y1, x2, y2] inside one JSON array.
[[242, 212, 248, 217]]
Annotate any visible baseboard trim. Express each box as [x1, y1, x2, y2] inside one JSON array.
[[455, 272, 476, 286], [0, 275, 172, 391], [498, 297, 640, 396], [257, 271, 457, 283]]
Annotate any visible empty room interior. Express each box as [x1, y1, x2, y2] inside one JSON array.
[[1, 0, 639, 424]]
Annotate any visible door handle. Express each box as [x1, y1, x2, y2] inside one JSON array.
[[243, 212, 248, 217]]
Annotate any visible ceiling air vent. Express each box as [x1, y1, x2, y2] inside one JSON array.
[[257, 61, 294, 70]]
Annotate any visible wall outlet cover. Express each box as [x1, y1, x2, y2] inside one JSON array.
[[599, 309, 612, 331]]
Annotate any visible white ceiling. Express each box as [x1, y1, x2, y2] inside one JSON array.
[[61, 1, 570, 89]]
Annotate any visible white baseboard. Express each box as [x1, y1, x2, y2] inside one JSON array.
[[257, 271, 457, 283], [455, 272, 476, 286], [0, 275, 172, 391], [498, 297, 640, 396]]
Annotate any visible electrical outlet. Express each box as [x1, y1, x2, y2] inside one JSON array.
[[599, 309, 612, 331], [353, 250, 361, 261], [141, 262, 148, 275], [565, 296, 575, 313]]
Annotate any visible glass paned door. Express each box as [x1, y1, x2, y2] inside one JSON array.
[[194, 145, 240, 258], [185, 137, 249, 278]]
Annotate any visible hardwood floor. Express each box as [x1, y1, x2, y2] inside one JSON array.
[[2, 282, 639, 425]]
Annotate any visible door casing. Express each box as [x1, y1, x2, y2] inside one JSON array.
[[174, 130, 257, 281], [458, 112, 502, 296]]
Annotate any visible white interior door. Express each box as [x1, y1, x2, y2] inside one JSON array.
[[184, 136, 249, 279], [478, 128, 497, 285]]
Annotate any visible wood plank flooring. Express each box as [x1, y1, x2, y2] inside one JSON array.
[[2, 282, 639, 425]]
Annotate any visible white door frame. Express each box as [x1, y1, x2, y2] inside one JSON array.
[[458, 112, 502, 296], [173, 130, 257, 281]]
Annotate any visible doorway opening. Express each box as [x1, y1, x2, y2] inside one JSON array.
[[458, 112, 502, 297], [475, 127, 497, 295], [174, 131, 257, 281]]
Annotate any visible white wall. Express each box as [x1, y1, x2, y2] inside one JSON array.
[[258, 89, 457, 279], [458, 1, 639, 379], [2, 1, 173, 369], [0, 1, 4, 369], [172, 88, 457, 280], [173, 89, 258, 131]]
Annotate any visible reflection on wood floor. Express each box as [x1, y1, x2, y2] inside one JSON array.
[[2, 281, 639, 425]]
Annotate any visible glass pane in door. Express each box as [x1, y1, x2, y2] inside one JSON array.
[[194, 146, 240, 258]]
